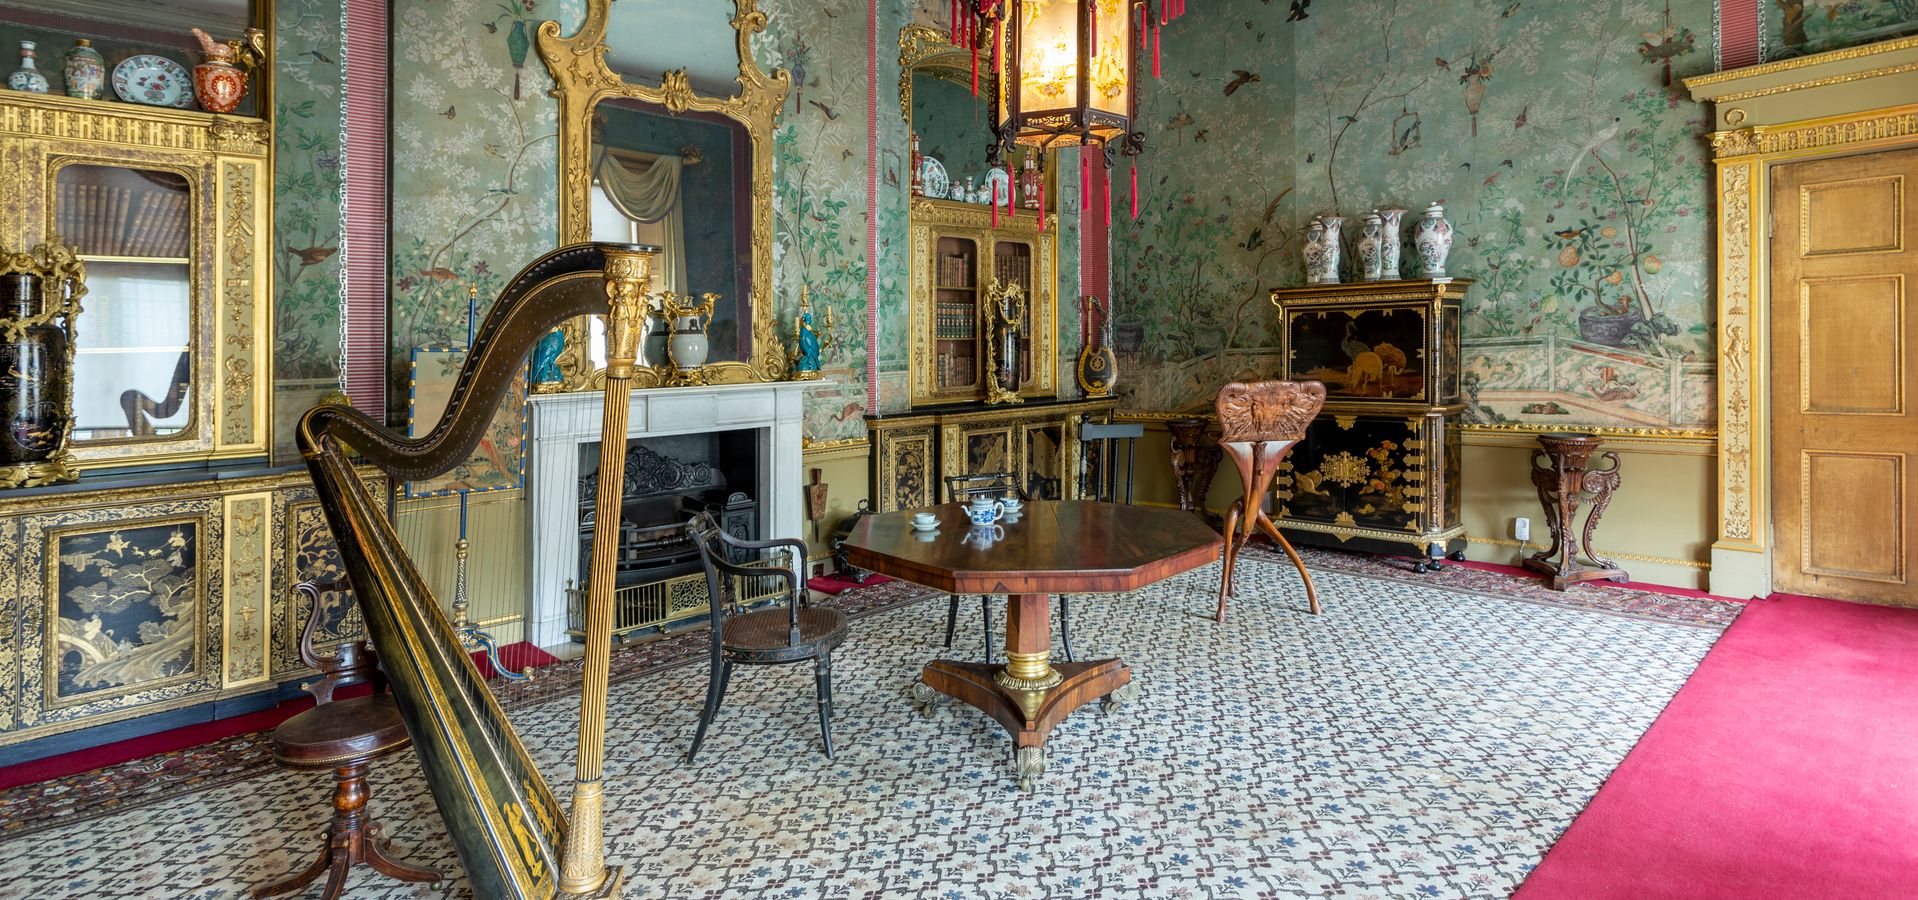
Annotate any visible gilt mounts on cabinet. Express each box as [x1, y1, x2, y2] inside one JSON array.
[[536, 0, 789, 390], [1266, 279, 1468, 570]]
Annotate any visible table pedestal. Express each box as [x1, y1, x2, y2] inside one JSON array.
[[1168, 417, 1223, 529], [913, 592, 1136, 790], [1523, 432, 1629, 590]]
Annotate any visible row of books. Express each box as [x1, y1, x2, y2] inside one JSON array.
[[56, 183, 191, 259], [992, 256, 1030, 290], [935, 352, 976, 389], [938, 254, 973, 288], [934, 302, 977, 339]]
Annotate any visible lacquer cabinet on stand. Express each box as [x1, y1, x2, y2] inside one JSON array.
[[1266, 279, 1469, 571]]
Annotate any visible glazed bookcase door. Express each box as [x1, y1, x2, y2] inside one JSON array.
[[909, 197, 1055, 407], [0, 92, 272, 469]]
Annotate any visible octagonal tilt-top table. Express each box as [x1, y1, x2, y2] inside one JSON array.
[[843, 500, 1222, 788]]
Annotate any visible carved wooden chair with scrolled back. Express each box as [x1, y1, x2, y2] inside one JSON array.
[[686, 511, 849, 763], [254, 580, 441, 899], [1214, 380, 1327, 623]]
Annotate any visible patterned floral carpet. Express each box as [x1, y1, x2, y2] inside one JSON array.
[[0, 550, 1730, 898]]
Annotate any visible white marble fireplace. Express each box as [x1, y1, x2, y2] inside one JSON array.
[[523, 381, 814, 649]]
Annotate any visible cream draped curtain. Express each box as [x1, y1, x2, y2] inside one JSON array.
[[590, 145, 687, 293]]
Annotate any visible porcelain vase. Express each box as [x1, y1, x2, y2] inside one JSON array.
[[7, 42, 47, 94], [1377, 209, 1407, 280], [61, 40, 104, 100], [0, 274, 69, 471], [669, 314, 709, 373], [1315, 216, 1345, 283], [1301, 220, 1326, 285], [190, 28, 247, 113], [1357, 211, 1385, 282], [1414, 202, 1453, 278]]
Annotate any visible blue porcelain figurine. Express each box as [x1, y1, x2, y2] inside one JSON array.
[[530, 328, 564, 387], [787, 285, 834, 380]]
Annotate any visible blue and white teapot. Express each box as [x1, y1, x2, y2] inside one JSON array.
[[964, 494, 1005, 526]]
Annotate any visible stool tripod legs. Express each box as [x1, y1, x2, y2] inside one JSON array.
[[254, 762, 441, 900], [1216, 501, 1319, 623]]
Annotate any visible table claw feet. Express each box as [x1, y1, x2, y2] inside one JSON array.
[[909, 680, 939, 719], [1014, 746, 1046, 792], [1101, 680, 1141, 715]]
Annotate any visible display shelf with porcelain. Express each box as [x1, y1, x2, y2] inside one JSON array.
[[0, 0, 264, 117]]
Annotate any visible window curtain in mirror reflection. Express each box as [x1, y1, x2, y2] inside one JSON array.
[[588, 145, 687, 293]]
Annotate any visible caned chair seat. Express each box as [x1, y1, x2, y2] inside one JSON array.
[[722, 606, 849, 662], [270, 694, 412, 770]]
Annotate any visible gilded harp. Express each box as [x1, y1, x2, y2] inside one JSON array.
[[297, 243, 657, 898]]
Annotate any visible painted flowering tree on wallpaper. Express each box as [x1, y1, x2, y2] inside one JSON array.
[[1110, 14, 1300, 414], [273, 0, 344, 385], [1768, 0, 1918, 60], [761, 0, 875, 440], [388, 0, 570, 439], [1115, 0, 1715, 429]]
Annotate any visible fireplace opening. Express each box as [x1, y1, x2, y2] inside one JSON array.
[[568, 431, 768, 640]]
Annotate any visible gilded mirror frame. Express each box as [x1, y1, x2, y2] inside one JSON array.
[[899, 24, 979, 123], [536, 0, 790, 391]]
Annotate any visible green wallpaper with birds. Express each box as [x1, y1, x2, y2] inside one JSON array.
[[271, 0, 347, 454], [1112, 0, 1721, 431], [1766, 0, 1918, 60]]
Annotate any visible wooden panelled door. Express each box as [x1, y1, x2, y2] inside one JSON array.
[[1772, 147, 1917, 605]]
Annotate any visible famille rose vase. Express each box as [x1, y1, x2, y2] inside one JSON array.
[[1377, 209, 1407, 280], [1315, 215, 1345, 283], [1414, 201, 1453, 278], [190, 28, 247, 114], [1357, 211, 1385, 282], [62, 40, 104, 100]]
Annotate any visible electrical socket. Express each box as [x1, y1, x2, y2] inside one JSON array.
[[1512, 517, 1531, 541]]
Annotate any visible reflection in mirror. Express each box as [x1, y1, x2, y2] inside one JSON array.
[[0, 0, 258, 116], [589, 98, 752, 368], [54, 164, 193, 441], [912, 71, 998, 199], [603, 0, 739, 96]]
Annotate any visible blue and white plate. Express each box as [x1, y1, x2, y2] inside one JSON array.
[[112, 55, 193, 109]]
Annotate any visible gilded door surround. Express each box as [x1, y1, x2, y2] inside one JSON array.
[[535, 0, 790, 389], [1685, 36, 1918, 599]]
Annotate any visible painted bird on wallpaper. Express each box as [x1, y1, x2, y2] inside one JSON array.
[[1558, 116, 1622, 196], [1167, 111, 1195, 145], [1638, 25, 1696, 87], [1223, 70, 1260, 96], [286, 244, 337, 267], [1286, 0, 1310, 22]]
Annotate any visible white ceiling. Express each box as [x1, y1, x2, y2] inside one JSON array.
[[603, 0, 742, 96]]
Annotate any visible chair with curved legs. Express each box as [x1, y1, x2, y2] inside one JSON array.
[[940, 472, 1074, 664], [254, 581, 441, 900], [686, 511, 848, 763], [1214, 380, 1327, 623]]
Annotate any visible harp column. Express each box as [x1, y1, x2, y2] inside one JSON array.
[[560, 248, 653, 897]]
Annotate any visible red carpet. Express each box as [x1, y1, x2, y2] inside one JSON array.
[[1517, 594, 1918, 898], [0, 641, 559, 791]]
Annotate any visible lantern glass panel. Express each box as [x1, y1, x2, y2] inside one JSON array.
[[1089, 0, 1129, 119], [1017, 0, 1080, 114]]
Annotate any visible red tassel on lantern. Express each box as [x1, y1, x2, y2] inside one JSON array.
[[1089, 0, 1097, 46], [1160, 0, 1168, 25], [1103, 164, 1112, 228], [1039, 178, 1046, 232], [1138, 4, 1147, 48], [1081, 151, 1090, 211], [1152, 24, 1161, 78]]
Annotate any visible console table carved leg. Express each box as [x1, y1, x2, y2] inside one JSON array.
[[1522, 433, 1629, 590]]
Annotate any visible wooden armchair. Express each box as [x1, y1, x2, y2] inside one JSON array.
[[686, 512, 849, 763], [254, 580, 440, 899], [940, 472, 1074, 664], [1214, 381, 1327, 622]]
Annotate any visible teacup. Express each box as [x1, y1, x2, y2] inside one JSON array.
[[999, 494, 1023, 512], [911, 511, 939, 530]]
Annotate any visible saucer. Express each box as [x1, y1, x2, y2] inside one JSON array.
[[910, 521, 939, 532]]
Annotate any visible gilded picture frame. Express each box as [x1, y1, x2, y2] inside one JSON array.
[[535, 0, 790, 390]]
